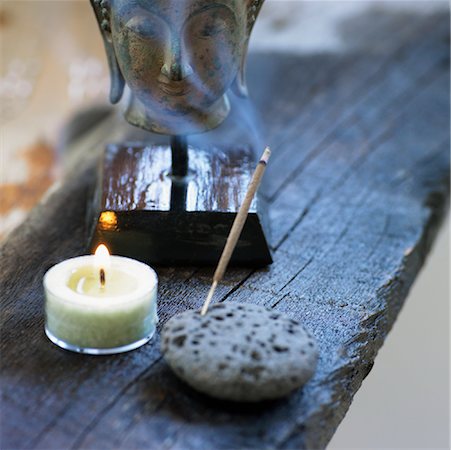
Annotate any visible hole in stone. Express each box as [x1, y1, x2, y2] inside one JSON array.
[[226, 312, 234, 317], [209, 341, 216, 346], [273, 345, 289, 353], [253, 323, 261, 328], [173, 335, 186, 347], [173, 326, 184, 332], [251, 351, 261, 361], [192, 340, 199, 345], [214, 316, 224, 321], [245, 335, 251, 342], [308, 341, 314, 348]]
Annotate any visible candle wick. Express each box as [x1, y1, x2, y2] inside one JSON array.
[[100, 268, 106, 288]]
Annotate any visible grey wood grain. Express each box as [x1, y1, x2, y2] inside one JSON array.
[[1, 9, 449, 450]]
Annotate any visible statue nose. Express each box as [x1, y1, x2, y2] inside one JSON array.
[[161, 39, 193, 81], [161, 62, 193, 81]]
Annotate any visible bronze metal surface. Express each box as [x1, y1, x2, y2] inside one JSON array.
[[90, 0, 265, 135]]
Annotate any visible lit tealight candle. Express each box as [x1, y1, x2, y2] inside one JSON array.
[[44, 245, 158, 355]]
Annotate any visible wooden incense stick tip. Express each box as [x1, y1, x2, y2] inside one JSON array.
[[260, 147, 271, 165]]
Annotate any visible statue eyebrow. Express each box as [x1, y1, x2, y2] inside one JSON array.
[[117, 2, 236, 29], [119, 5, 159, 21], [116, 0, 169, 24], [187, 3, 237, 22]]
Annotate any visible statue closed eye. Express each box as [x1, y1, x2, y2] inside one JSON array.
[[91, 0, 264, 135]]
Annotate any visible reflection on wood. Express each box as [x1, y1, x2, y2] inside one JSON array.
[[89, 143, 271, 265]]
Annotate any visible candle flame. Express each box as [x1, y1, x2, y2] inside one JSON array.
[[95, 244, 110, 288], [95, 243, 110, 258], [94, 244, 111, 268]]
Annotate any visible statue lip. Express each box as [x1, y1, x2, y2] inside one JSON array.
[[158, 75, 190, 97], [159, 84, 189, 97], [158, 74, 190, 97]]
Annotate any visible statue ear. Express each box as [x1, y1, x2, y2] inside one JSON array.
[[104, 39, 125, 104], [231, 0, 265, 98], [231, 46, 249, 97], [90, 0, 125, 104]]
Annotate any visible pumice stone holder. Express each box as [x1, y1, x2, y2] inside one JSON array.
[[161, 150, 318, 401], [88, 0, 272, 266]]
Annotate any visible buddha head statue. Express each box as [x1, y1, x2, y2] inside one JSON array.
[[91, 0, 265, 135]]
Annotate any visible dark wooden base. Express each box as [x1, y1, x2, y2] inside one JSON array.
[[87, 143, 272, 266]]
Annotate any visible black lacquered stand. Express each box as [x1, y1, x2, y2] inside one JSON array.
[[88, 137, 272, 266]]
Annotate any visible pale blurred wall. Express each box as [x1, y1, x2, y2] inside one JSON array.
[[0, 1, 107, 237]]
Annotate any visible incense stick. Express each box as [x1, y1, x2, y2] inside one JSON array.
[[201, 147, 271, 315]]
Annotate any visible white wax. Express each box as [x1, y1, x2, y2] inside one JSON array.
[[43, 255, 158, 354]]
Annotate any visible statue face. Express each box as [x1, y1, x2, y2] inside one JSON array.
[[110, 0, 248, 116]]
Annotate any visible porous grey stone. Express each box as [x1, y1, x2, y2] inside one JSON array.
[[161, 302, 318, 402]]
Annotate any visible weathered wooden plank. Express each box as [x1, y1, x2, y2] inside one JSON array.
[[263, 12, 449, 202], [254, 8, 431, 145], [1, 9, 449, 450], [264, 43, 444, 254]]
